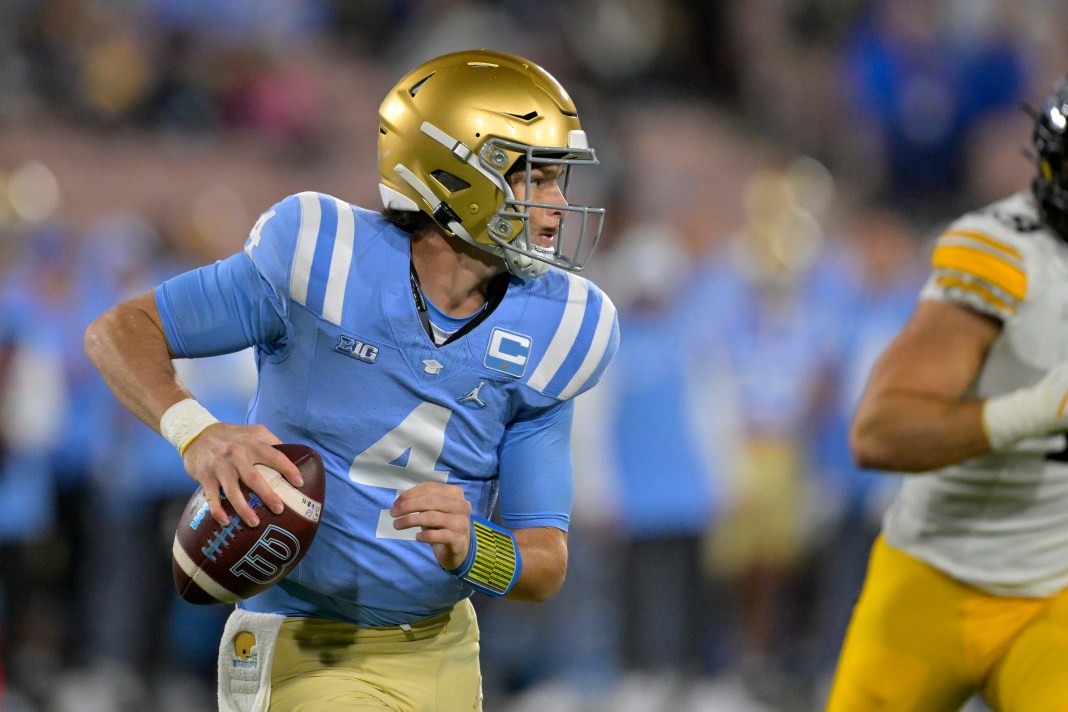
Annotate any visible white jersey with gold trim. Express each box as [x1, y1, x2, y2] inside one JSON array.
[[883, 192, 1068, 597]]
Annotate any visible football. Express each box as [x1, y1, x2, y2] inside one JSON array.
[[171, 443, 326, 605]]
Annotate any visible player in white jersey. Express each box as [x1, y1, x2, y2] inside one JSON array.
[[84, 50, 618, 712], [826, 76, 1068, 711]]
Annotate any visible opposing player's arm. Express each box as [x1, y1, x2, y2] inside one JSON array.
[[850, 299, 1000, 472]]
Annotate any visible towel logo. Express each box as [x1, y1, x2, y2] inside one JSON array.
[[231, 631, 259, 670]]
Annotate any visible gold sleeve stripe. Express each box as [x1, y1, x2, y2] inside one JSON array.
[[942, 229, 1022, 261], [931, 246, 1026, 301], [934, 276, 1016, 315]]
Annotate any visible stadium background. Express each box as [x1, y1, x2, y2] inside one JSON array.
[[0, 1, 1064, 711]]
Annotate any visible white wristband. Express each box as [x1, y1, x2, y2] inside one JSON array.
[[982, 388, 1049, 451], [160, 398, 219, 456]]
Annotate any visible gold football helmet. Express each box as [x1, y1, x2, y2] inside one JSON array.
[[378, 49, 604, 278]]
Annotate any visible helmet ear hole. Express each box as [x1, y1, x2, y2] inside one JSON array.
[[431, 170, 470, 193]]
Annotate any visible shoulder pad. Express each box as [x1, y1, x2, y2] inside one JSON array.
[[243, 192, 358, 324], [926, 196, 1034, 320], [523, 271, 620, 401]]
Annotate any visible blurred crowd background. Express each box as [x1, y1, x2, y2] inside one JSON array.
[[0, 1, 1065, 711]]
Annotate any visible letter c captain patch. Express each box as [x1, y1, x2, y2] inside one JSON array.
[[485, 328, 531, 377]]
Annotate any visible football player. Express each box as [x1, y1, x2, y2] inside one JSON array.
[[825, 75, 1068, 711], [84, 50, 618, 712]]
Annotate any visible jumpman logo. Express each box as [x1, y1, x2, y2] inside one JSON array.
[[458, 381, 488, 408]]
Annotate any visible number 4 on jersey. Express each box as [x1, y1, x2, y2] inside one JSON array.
[[348, 402, 453, 540], [244, 209, 276, 254]]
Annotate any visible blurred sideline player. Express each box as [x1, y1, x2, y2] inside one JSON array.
[[700, 167, 845, 690], [84, 49, 618, 712], [826, 75, 1068, 711]]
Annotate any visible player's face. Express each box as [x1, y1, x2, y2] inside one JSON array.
[[510, 165, 567, 249]]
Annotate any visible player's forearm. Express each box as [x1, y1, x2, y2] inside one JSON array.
[[850, 391, 990, 473], [507, 526, 568, 602], [84, 293, 191, 433]]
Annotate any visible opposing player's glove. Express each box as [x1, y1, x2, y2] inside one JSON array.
[[983, 360, 1068, 450]]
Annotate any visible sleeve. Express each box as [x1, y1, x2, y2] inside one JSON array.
[[570, 285, 620, 398], [526, 276, 621, 401], [243, 191, 360, 326], [155, 253, 286, 358], [156, 190, 326, 357], [241, 192, 308, 312], [495, 399, 575, 531], [920, 221, 1028, 322]]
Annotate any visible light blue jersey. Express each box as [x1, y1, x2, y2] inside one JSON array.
[[155, 192, 619, 625]]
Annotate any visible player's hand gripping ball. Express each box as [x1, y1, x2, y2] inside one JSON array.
[[171, 444, 326, 605]]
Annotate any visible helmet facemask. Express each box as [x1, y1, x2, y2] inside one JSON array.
[[483, 137, 604, 277]]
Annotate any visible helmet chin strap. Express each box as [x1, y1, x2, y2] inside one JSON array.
[[503, 248, 551, 279]]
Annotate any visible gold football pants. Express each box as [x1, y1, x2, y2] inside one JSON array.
[[826, 536, 1068, 712], [269, 598, 482, 711]]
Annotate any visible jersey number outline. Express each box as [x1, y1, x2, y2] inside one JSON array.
[[348, 402, 453, 540]]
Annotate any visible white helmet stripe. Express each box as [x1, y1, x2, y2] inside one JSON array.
[[420, 121, 473, 162], [394, 163, 442, 207], [420, 121, 510, 192], [394, 161, 508, 261]]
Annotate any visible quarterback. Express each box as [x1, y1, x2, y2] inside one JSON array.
[[84, 50, 618, 711], [826, 76, 1068, 711]]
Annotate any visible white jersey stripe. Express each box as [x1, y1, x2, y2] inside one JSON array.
[[527, 274, 588, 392], [290, 192, 322, 306], [322, 198, 355, 324], [936, 236, 1025, 271], [558, 294, 617, 400]]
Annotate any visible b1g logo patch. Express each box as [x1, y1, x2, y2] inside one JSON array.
[[485, 328, 531, 377], [335, 335, 379, 364]]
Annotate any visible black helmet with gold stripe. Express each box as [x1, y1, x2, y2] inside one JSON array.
[[1033, 75, 1068, 241]]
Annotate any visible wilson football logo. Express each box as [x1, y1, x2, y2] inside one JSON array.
[[229, 525, 301, 585]]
